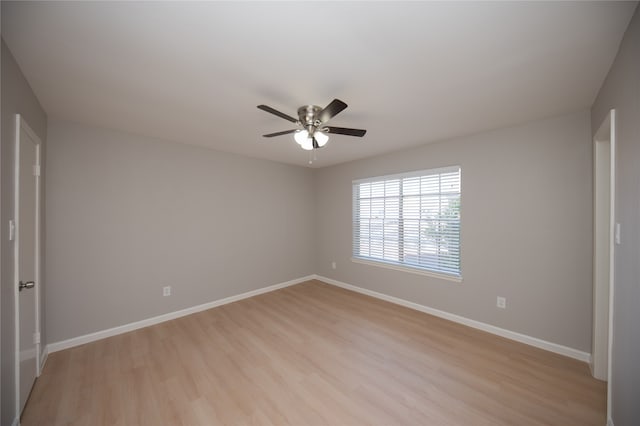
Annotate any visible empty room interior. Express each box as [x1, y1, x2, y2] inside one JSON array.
[[1, 2, 639, 425]]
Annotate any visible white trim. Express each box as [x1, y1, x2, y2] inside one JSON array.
[[13, 115, 20, 422], [593, 109, 616, 420], [35, 139, 42, 378], [351, 257, 462, 282], [607, 109, 616, 423], [46, 275, 315, 354], [44, 273, 591, 366], [607, 417, 614, 426], [315, 275, 591, 363], [11, 416, 19, 426]]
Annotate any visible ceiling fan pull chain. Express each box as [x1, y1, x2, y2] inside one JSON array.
[[308, 149, 319, 165]]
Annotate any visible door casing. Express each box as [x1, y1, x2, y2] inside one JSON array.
[[592, 109, 615, 423]]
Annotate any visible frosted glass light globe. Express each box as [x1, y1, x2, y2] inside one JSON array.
[[294, 130, 309, 145], [315, 131, 329, 147]]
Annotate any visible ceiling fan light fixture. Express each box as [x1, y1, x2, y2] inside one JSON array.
[[294, 129, 309, 145], [315, 131, 329, 147], [300, 138, 314, 151], [295, 129, 329, 150], [295, 130, 314, 150]]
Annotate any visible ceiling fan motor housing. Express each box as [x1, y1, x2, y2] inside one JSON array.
[[298, 105, 323, 133]]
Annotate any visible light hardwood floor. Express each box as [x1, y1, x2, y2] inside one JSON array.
[[23, 280, 605, 425]]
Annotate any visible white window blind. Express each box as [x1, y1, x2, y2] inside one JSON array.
[[353, 166, 461, 278]]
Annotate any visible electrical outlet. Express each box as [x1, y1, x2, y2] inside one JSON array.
[[497, 296, 506, 309], [163, 286, 171, 297], [331, 261, 337, 270]]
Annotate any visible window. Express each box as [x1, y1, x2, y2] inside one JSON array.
[[352, 166, 461, 279]]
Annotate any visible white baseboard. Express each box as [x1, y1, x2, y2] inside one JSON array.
[[12, 416, 19, 426], [607, 417, 614, 426], [315, 275, 591, 363], [44, 273, 591, 364], [46, 275, 315, 354]]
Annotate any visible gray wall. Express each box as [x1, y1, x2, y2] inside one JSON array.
[[314, 110, 593, 352], [1, 39, 48, 426], [591, 5, 640, 425], [45, 120, 315, 343]]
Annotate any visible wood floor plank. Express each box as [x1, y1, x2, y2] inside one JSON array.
[[22, 280, 605, 425]]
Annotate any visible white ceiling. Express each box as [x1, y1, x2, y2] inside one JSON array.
[[2, 1, 636, 168]]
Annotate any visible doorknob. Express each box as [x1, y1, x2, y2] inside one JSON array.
[[19, 281, 35, 292]]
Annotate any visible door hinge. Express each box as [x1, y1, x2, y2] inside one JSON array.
[[9, 220, 15, 241], [33, 165, 41, 177], [33, 332, 40, 345]]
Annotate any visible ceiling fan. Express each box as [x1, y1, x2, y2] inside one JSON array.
[[257, 99, 367, 150]]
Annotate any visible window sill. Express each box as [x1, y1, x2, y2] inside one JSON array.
[[351, 257, 463, 283]]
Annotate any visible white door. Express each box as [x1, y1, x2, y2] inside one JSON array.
[[14, 114, 41, 416]]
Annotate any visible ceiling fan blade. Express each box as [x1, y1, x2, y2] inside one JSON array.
[[263, 129, 297, 138], [325, 126, 367, 137], [257, 105, 298, 123], [318, 99, 348, 123]]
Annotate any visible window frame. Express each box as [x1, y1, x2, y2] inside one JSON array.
[[351, 166, 462, 282]]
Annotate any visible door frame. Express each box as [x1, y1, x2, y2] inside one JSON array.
[[592, 109, 615, 422], [13, 114, 43, 416]]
